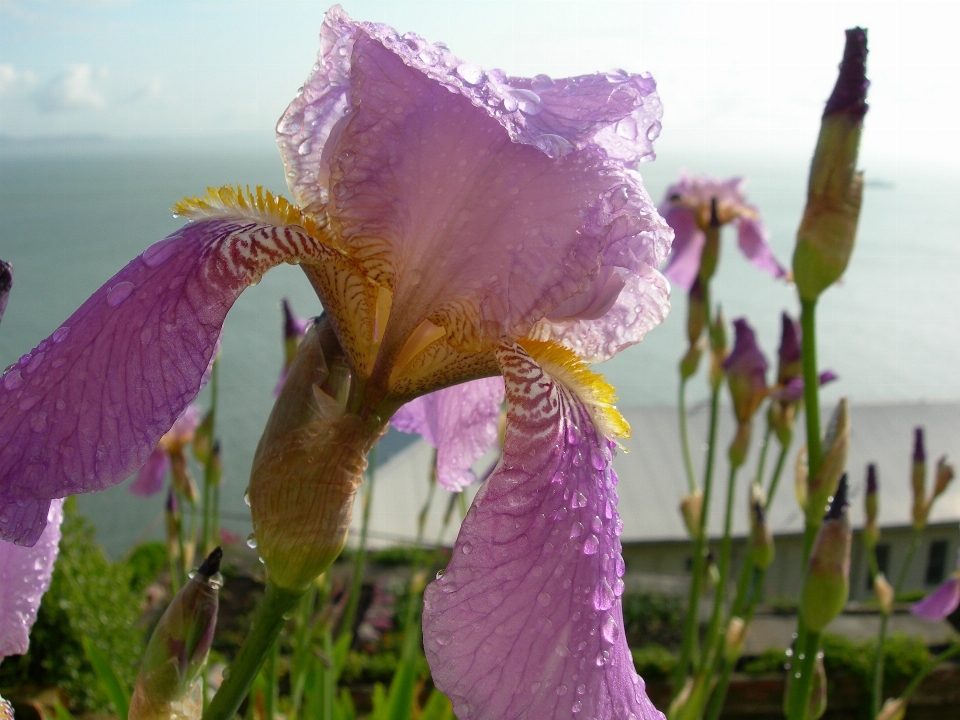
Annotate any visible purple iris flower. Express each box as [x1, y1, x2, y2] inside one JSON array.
[[660, 175, 788, 291], [0, 6, 672, 708], [770, 312, 837, 402], [911, 550, 960, 622]]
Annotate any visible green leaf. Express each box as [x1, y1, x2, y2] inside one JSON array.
[[420, 689, 455, 720], [370, 682, 387, 720], [52, 702, 76, 720], [81, 636, 130, 720]]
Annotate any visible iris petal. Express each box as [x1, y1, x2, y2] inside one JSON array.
[[910, 577, 960, 621], [128, 449, 170, 497], [392, 377, 505, 492], [660, 206, 705, 292], [736, 217, 788, 280], [0, 215, 329, 545], [422, 344, 662, 720]]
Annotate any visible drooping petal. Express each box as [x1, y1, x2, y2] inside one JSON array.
[[0, 499, 63, 657], [0, 193, 331, 545], [391, 377, 505, 491], [422, 344, 662, 720], [910, 576, 960, 622], [0, 260, 11, 325], [736, 217, 788, 280], [280, 7, 671, 374], [162, 405, 202, 449], [660, 205, 705, 292], [128, 449, 171, 497]]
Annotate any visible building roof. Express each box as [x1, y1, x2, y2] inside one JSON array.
[[351, 401, 960, 546]]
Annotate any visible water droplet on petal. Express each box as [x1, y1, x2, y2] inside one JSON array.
[[601, 614, 618, 643], [511, 88, 541, 115], [537, 591, 551, 607], [461, 542, 472, 555], [142, 238, 178, 267], [456, 63, 484, 85], [24, 352, 44, 375], [590, 515, 603, 533], [435, 632, 451, 646], [435, 569, 445, 580], [30, 411, 47, 433], [246, 533, 257, 549], [52, 326, 70, 343], [570, 522, 584, 539], [298, 139, 312, 155], [571, 701, 582, 714], [531, 74, 553, 92], [615, 117, 639, 140], [593, 578, 614, 610], [583, 535, 599, 555], [18, 395, 39, 411], [540, 134, 574, 158], [243, 489, 251, 507], [3, 369, 24, 390], [106, 281, 135, 307]]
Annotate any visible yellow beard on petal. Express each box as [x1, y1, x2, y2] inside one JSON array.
[[172, 185, 330, 243], [517, 338, 631, 441]]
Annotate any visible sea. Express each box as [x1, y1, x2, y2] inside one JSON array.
[[1, 137, 958, 555]]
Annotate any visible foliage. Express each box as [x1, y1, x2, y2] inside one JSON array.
[[125, 541, 168, 593], [621, 593, 685, 649], [631, 643, 678, 680], [0, 500, 146, 713]]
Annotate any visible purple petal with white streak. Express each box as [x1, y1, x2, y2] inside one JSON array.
[[910, 577, 960, 622], [422, 345, 663, 720], [128, 449, 170, 497], [0, 217, 327, 545], [0, 499, 63, 657], [736, 217, 788, 280], [391, 377, 505, 491]]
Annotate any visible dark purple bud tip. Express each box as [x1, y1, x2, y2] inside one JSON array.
[[0, 260, 11, 295], [166, 488, 179, 514], [913, 427, 926, 463], [198, 547, 223, 577], [778, 312, 802, 366], [282, 298, 299, 340], [709, 197, 720, 228], [212, 439, 221, 456], [866, 464, 878, 495], [824, 27, 869, 122], [825, 474, 849, 520], [752, 499, 766, 525], [689, 276, 705, 304]]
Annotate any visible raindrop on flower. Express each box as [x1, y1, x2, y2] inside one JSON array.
[[456, 63, 484, 85], [246, 533, 257, 549], [583, 535, 599, 555], [106, 281, 135, 307]]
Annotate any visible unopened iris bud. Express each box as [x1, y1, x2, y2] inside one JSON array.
[[874, 573, 893, 616], [793, 28, 869, 301], [680, 490, 703, 538], [170, 451, 199, 504], [724, 318, 769, 426], [864, 463, 880, 549], [250, 318, 387, 593], [876, 698, 906, 720], [130, 548, 223, 720], [679, 339, 706, 380], [911, 427, 928, 530], [192, 410, 214, 466], [809, 652, 827, 720], [801, 475, 852, 633], [933, 455, 954, 500], [750, 487, 775, 571], [776, 313, 803, 386], [165, 489, 181, 562], [807, 398, 850, 523], [795, 445, 809, 511], [687, 277, 707, 348], [724, 616, 748, 661], [708, 307, 728, 391]]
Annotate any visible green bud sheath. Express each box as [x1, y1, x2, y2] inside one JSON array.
[[801, 477, 851, 633]]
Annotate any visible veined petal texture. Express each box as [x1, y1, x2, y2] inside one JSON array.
[[422, 345, 663, 720], [0, 216, 328, 545], [391, 377, 504, 492], [0, 499, 63, 657]]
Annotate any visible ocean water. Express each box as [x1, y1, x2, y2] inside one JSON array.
[[1, 139, 958, 554]]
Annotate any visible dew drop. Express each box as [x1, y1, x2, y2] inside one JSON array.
[[246, 533, 257, 549], [24, 352, 44, 375], [583, 535, 599, 555], [530, 681, 541, 694], [435, 569, 445, 580], [3, 369, 24, 390], [106, 281, 135, 307], [573, 492, 587, 509], [556, 684, 568, 695], [456, 63, 484, 85], [570, 522, 584, 539], [539, 133, 574, 158], [576, 683, 586, 695], [243, 489, 251, 507], [511, 88, 541, 115], [615, 117, 638, 140], [461, 542, 473, 555], [30, 411, 47, 433], [594, 578, 614, 611], [52, 326, 70, 344], [571, 701, 582, 714], [601, 614, 618, 643], [537, 592, 551, 607], [590, 515, 603, 533], [18, 395, 39, 411], [142, 238, 178, 268], [298, 139, 312, 155], [435, 632, 451, 646]]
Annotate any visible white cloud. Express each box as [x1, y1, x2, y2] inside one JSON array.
[[34, 64, 106, 113], [0, 63, 36, 96]]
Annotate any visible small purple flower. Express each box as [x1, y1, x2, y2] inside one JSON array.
[[660, 175, 788, 291], [912, 550, 960, 622]]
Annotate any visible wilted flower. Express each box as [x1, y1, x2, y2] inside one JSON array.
[[801, 475, 851, 633], [660, 175, 788, 291], [911, 549, 960, 622]]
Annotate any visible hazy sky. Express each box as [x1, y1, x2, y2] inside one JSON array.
[[1, 0, 958, 166]]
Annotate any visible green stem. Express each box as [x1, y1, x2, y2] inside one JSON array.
[[673, 384, 722, 700], [200, 361, 219, 553], [264, 638, 279, 720], [899, 641, 960, 703], [765, 437, 790, 507], [203, 582, 302, 720], [800, 298, 822, 479], [754, 426, 772, 490], [340, 444, 377, 641], [786, 630, 822, 720], [698, 463, 740, 677], [872, 529, 922, 717], [679, 379, 698, 493]]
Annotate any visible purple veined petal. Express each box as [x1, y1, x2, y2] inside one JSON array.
[[392, 377, 505, 492], [128, 448, 170, 498], [0, 499, 63, 657], [422, 344, 663, 720], [910, 576, 960, 621], [0, 260, 11, 326], [735, 216, 788, 280], [660, 206, 705, 292], [0, 216, 329, 546]]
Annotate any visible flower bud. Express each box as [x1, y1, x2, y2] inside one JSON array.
[[874, 573, 893, 616], [165, 489, 181, 564], [795, 445, 809, 511], [777, 313, 803, 386], [250, 318, 387, 593], [208, 440, 223, 487], [708, 307, 728, 391], [192, 409, 214, 466], [680, 490, 703, 539], [728, 422, 752, 470], [768, 400, 795, 448], [876, 698, 906, 720], [911, 427, 928, 530], [129, 549, 223, 720], [687, 277, 707, 348], [864, 463, 878, 525], [809, 652, 827, 720], [698, 203, 722, 284], [724, 318, 769, 426], [793, 29, 868, 301], [801, 475, 851, 633], [724, 616, 748, 661], [170, 450, 199, 504], [679, 338, 706, 380], [807, 398, 849, 524], [750, 488, 775, 571], [933, 455, 955, 500]]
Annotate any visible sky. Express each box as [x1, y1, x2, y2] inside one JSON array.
[[1, 0, 959, 167]]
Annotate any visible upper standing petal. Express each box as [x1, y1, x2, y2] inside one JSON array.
[[391, 377, 505, 491], [736, 216, 789, 281], [0, 499, 63, 657], [0, 203, 330, 545], [422, 344, 663, 720]]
